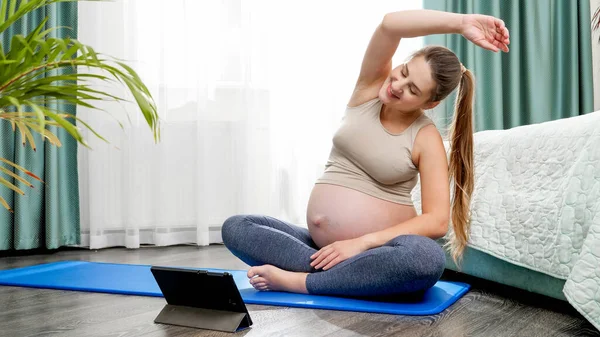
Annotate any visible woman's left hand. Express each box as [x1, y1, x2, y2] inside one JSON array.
[[461, 14, 510, 53], [310, 238, 369, 270]]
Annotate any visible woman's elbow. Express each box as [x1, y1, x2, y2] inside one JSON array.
[[434, 216, 449, 239], [381, 12, 403, 36]]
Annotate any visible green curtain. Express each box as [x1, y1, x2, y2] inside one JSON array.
[[424, 0, 594, 131], [0, 2, 80, 250]]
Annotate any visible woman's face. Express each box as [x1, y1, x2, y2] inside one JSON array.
[[378, 56, 439, 113]]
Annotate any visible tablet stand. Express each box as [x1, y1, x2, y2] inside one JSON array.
[[155, 304, 250, 332]]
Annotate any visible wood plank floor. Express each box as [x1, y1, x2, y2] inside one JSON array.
[[0, 244, 598, 337]]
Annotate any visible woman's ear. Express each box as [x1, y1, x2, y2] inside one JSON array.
[[423, 101, 440, 110]]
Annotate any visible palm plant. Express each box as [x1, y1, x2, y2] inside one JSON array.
[[0, 0, 160, 212]]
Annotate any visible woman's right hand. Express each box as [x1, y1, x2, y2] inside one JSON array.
[[460, 14, 510, 53]]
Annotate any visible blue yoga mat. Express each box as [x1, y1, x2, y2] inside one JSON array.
[[0, 261, 469, 315]]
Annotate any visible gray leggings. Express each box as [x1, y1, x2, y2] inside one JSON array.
[[221, 214, 446, 297]]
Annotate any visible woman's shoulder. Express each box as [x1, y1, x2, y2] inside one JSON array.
[[410, 122, 446, 174], [412, 115, 439, 142], [413, 113, 435, 129]]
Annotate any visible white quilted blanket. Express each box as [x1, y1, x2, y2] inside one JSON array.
[[411, 111, 600, 330]]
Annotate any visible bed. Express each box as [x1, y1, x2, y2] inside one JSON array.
[[411, 110, 600, 330]]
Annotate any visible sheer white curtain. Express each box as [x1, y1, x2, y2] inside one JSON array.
[[77, 0, 424, 249]]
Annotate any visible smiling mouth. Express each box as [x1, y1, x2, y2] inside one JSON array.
[[387, 83, 400, 99]]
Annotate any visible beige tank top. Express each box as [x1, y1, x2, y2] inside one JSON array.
[[315, 97, 434, 206]]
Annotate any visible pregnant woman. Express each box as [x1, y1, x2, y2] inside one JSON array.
[[222, 9, 510, 297]]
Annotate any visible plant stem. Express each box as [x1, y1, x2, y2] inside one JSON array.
[[0, 60, 79, 93]]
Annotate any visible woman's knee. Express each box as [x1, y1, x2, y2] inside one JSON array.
[[393, 235, 446, 283], [415, 236, 446, 282], [423, 239, 446, 281], [221, 214, 252, 246]]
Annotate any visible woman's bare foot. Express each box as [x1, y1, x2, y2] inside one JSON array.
[[247, 264, 309, 294]]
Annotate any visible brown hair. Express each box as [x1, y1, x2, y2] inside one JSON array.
[[412, 45, 475, 264]]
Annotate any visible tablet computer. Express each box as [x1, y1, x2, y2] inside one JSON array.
[[150, 266, 252, 332]]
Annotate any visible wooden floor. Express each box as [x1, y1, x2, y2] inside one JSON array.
[[0, 245, 598, 337]]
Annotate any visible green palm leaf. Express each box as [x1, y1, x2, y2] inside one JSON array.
[[0, 0, 161, 212]]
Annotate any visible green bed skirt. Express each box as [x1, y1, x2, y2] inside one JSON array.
[[442, 244, 567, 301]]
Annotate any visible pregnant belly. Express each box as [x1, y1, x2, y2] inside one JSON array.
[[306, 183, 417, 248]]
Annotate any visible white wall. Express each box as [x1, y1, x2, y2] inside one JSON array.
[[591, 0, 600, 111]]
